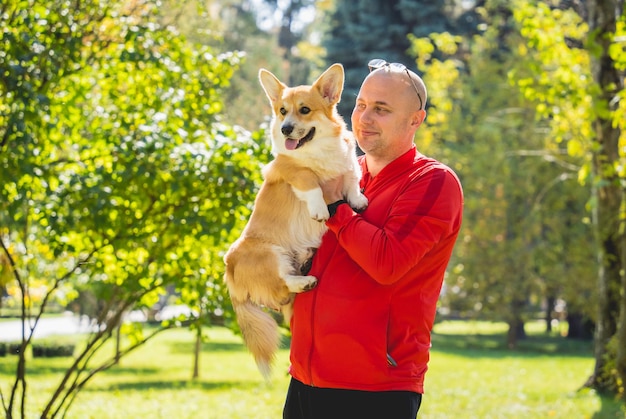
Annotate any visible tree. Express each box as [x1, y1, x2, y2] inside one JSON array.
[[0, 0, 266, 416], [173, 0, 322, 132], [322, 0, 474, 120], [410, 0, 596, 347], [500, 0, 625, 397], [165, 0, 284, 132], [505, 0, 601, 341], [584, 0, 626, 398], [255, 0, 319, 85]]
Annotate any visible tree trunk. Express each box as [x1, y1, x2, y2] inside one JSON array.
[[193, 324, 201, 380], [585, 0, 625, 396], [566, 311, 594, 340], [618, 224, 626, 401], [506, 297, 527, 349], [506, 319, 526, 349], [545, 295, 555, 333], [115, 323, 122, 363]]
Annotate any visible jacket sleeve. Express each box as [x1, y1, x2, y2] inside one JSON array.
[[326, 167, 463, 285]]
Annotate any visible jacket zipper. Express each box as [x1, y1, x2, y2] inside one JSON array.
[[307, 284, 317, 386]]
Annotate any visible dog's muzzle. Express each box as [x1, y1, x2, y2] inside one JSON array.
[[284, 127, 316, 150]]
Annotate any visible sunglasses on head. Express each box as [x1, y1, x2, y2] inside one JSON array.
[[368, 59, 424, 111]]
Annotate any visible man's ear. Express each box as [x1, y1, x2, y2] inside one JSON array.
[[412, 109, 426, 127]]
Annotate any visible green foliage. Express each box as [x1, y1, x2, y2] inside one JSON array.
[[323, 0, 482, 119], [411, 2, 596, 337], [164, 0, 286, 132], [419, 0, 625, 397], [509, 1, 593, 155], [505, 0, 601, 319], [510, 0, 626, 398], [0, 0, 269, 416], [0, 0, 259, 311]]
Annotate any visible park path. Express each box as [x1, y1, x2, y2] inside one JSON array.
[[0, 313, 96, 342]]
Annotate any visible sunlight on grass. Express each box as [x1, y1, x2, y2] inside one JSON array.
[[75, 327, 291, 419], [1, 321, 624, 418], [421, 352, 601, 418]]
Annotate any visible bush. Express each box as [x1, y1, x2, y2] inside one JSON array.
[[0, 343, 6, 357], [32, 343, 75, 358], [7, 343, 22, 355]]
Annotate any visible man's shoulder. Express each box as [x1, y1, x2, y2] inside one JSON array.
[[412, 155, 463, 193], [413, 154, 456, 175]]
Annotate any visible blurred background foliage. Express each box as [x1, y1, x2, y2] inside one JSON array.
[[1, 0, 625, 415]]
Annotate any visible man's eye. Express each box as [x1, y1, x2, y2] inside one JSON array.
[[280, 107, 287, 115], [300, 107, 310, 114]]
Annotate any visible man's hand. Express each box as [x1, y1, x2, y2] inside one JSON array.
[[320, 175, 344, 204]]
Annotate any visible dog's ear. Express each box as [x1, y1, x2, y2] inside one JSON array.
[[259, 69, 286, 104], [313, 63, 344, 106]]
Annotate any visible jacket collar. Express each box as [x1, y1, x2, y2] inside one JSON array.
[[360, 146, 419, 188]]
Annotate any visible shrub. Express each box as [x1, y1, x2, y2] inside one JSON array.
[[32, 343, 75, 358], [7, 343, 22, 355]]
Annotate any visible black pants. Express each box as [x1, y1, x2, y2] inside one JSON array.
[[283, 378, 422, 419]]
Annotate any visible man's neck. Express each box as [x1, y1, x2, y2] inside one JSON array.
[[364, 157, 387, 178], [365, 146, 413, 177]]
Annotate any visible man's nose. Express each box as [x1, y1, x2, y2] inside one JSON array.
[[359, 108, 374, 124]]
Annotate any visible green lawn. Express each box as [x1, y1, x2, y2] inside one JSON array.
[[0, 320, 624, 418], [423, 321, 621, 418]]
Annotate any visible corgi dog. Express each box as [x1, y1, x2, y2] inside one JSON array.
[[223, 63, 368, 380]]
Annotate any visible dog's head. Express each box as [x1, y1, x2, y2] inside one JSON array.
[[259, 64, 345, 156]]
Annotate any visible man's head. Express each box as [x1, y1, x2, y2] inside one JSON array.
[[351, 60, 427, 167], [367, 59, 427, 111]]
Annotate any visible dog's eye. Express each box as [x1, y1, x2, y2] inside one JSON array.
[[300, 107, 311, 114], [280, 107, 287, 116]]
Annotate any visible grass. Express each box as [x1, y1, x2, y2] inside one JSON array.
[[0, 320, 624, 418], [422, 321, 617, 418]]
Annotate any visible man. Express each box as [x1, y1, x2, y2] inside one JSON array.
[[283, 59, 464, 419]]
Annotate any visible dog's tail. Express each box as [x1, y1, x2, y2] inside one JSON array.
[[233, 300, 280, 381]]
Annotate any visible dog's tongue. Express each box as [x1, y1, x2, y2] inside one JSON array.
[[285, 138, 299, 150]]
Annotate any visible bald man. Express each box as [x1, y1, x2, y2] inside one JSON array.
[[283, 60, 464, 419]]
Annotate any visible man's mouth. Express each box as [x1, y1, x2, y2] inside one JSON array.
[[359, 128, 378, 137], [285, 128, 315, 150]]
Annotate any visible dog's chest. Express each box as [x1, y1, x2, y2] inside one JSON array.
[[287, 202, 327, 247]]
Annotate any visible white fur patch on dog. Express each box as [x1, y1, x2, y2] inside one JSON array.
[[292, 187, 329, 221]]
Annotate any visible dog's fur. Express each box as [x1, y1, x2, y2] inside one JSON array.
[[223, 63, 368, 380]]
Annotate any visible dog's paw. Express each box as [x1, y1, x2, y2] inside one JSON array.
[[284, 275, 318, 293], [310, 204, 330, 221], [302, 279, 317, 291], [348, 193, 369, 213]]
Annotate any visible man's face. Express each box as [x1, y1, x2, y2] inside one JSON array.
[[351, 72, 423, 159]]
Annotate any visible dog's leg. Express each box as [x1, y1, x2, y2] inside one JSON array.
[[282, 302, 294, 326], [292, 186, 329, 221], [287, 168, 330, 221], [343, 169, 368, 212], [278, 250, 318, 292], [283, 274, 318, 292]]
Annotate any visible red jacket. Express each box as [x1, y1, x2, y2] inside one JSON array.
[[288, 146, 463, 393]]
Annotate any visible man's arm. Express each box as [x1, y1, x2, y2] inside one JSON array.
[[325, 168, 463, 285]]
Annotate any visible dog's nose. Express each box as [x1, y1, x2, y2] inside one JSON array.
[[281, 124, 294, 136]]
